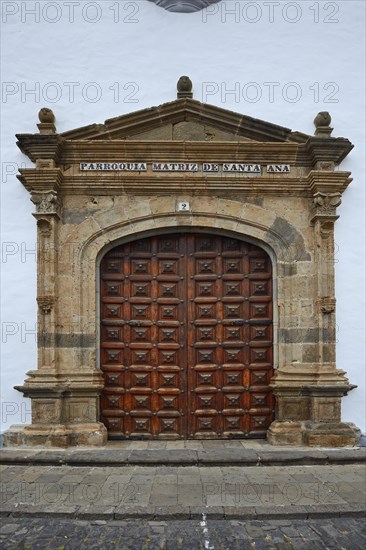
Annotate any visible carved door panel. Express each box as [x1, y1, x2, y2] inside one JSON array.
[[187, 235, 274, 438], [100, 236, 187, 439], [100, 234, 274, 439]]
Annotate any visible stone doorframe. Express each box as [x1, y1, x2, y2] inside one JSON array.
[[5, 88, 361, 447]]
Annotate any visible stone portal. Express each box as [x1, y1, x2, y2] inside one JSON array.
[[5, 79, 360, 447]]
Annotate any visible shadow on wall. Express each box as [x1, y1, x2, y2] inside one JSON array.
[[147, 0, 222, 13]]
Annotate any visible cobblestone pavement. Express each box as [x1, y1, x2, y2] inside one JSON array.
[[1, 464, 365, 519], [0, 517, 365, 549]]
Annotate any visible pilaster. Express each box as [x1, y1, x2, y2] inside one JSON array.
[[268, 116, 359, 446], [5, 110, 107, 447]]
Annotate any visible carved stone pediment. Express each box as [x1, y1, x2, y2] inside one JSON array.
[[59, 98, 299, 143], [16, 98, 353, 176]]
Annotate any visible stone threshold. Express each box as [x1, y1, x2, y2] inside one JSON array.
[[1, 446, 365, 467]]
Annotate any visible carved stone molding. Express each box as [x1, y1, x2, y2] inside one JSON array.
[[36, 218, 52, 237], [313, 192, 342, 214], [37, 296, 55, 314], [319, 220, 335, 239], [311, 192, 342, 225], [31, 191, 61, 217], [315, 161, 335, 171], [317, 297, 336, 314], [36, 159, 56, 170], [148, 0, 221, 13]]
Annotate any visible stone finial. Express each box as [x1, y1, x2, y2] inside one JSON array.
[[177, 75, 193, 99], [148, 1, 222, 13], [314, 111, 333, 137], [39, 108, 55, 123], [37, 108, 57, 134]]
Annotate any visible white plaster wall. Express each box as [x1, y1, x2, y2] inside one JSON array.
[[1, 0, 365, 434]]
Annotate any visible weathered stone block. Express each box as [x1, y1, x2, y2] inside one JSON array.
[[305, 423, 361, 447], [277, 397, 309, 422], [267, 421, 305, 446]]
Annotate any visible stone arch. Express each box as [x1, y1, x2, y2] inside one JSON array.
[[70, 207, 299, 371], [58, 198, 309, 374]]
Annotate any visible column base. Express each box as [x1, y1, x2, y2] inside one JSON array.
[[4, 423, 108, 448], [5, 369, 108, 448]]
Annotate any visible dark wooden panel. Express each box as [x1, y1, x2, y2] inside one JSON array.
[[100, 235, 187, 439], [100, 233, 274, 439]]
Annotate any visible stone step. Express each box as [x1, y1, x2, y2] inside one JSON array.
[[1, 447, 365, 467]]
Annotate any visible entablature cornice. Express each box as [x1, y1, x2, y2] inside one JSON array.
[[59, 176, 310, 196], [17, 168, 63, 193], [60, 140, 301, 164], [308, 171, 352, 195], [304, 137, 353, 166], [16, 166, 351, 198], [16, 134, 64, 163], [16, 135, 354, 172], [57, 173, 347, 197]]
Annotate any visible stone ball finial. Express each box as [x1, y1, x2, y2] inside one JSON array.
[[177, 75, 192, 93], [314, 111, 331, 128], [177, 76, 193, 99], [148, 1, 222, 14], [38, 108, 55, 124]]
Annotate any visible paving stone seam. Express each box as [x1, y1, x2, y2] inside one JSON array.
[[1, 457, 365, 467]]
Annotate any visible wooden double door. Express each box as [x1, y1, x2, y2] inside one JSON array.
[[100, 233, 274, 439]]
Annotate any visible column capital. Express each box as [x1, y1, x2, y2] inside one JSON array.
[[31, 190, 61, 218], [310, 191, 342, 225]]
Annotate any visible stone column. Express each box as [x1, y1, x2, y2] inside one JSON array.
[[312, 192, 340, 367], [4, 159, 107, 447], [302, 191, 360, 446], [32, 190, 60, 374], [268, 188, 360, 446]]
